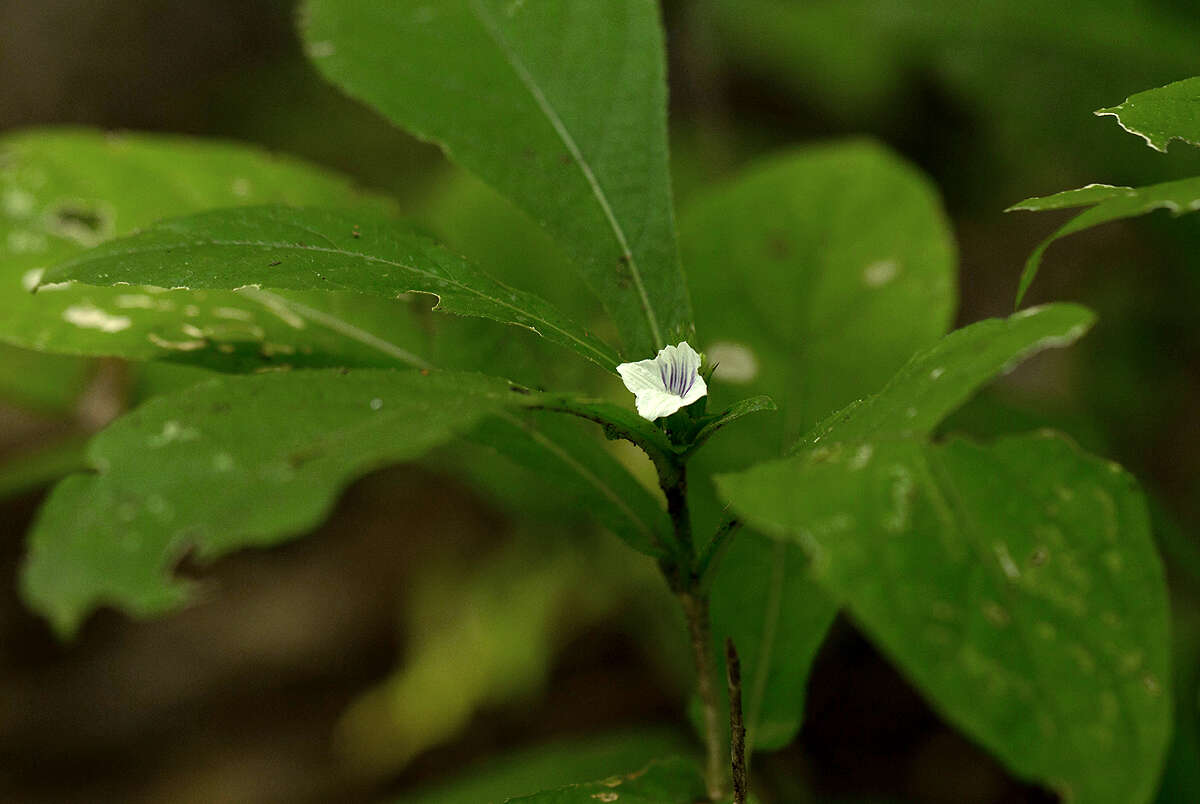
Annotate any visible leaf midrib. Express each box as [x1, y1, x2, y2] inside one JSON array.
[[467, 0, 665, 350]]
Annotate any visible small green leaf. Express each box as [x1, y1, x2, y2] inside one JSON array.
[[300, 0, 693, 358], [709, 531, 838, 753], [1010, 176, 1200, 305], [1, 129, 424, 372], [41, 205, 620, 372], [20, 369, 542, 637], [1096, 76, 1200, 153], [687, 395, 777, 455], [391, 729, 694, 804], [505, 757, 705, 804], [718, 433, 1171, 804], [797, 304, 1096, 450]]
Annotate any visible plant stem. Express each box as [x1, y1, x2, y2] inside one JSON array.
[[725, 638, 748, 804], [681, 590, 725, 801]]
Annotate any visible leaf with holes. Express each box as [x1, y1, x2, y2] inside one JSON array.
[[40, 205, 621, 372], [300, 0, 693, 358], [20, 369, 547, 637], [0, 128, 441, 374], [1008, 176, 1200, 305], [1095, 76, 1200, 153], [718, 433, 1171, 804]]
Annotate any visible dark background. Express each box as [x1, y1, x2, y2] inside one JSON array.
[[1, 1, 1198, 801]]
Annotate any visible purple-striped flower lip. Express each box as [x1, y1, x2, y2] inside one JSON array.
[[616, 341, 708, 422]]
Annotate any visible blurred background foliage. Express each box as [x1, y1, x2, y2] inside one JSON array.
[[0, 0, 1198, 801]]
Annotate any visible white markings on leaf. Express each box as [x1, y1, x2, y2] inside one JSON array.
[[21, 268, 44, 291], [862, 259, 900, 287], [62, 304, 132, 333], [148, 420, 199, 448], [147, 332, 206, 351]]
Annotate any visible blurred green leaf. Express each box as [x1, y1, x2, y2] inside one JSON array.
[[340, 528, 658, 778], [0, 436, 89, 499], [1010, 177, 1200, 305], [1096, 76, 1200, 153], [467, 412, 672, 557], [0, 342, 91, 413], [41, 205, 620, 372], [506, 757, 705, 803], [391, 729, 694, 804], [719, 433, 1171, 804], [0, 129, 434, 374], [21, 369, 543, 637], [709, 531, 838, 753], [300, 0, 693, 358], [797, 304, 1096, 450]]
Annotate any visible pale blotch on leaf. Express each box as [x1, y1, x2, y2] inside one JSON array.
[[62, 304, 132, 333], [617, 341, 707, 421], [862, 259, 900, 287], [705, 340, 759, 384]]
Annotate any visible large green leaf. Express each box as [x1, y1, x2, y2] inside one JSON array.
[[505, 757, 705, 804], [0, 129, 435, 373], [709, 531, 838, 753], [718, 433, 1171, 804], [391, 729, 693, 804], [1095, 76, 1200, 153], [681, 141, 957, 445], [40, 205, 620, 372], [1009, 177, 1200, 305], [20, 369, 544, 637], [300, 0, 693, 358]]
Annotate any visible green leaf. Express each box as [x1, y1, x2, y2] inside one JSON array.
[[709, 531, 838, 753], [717, 433, 1171, 804], [20, 369, 542, 637], [681, 141, 957, 444], [1009, 177, 1200, 305], [391, 729, 694, 804], [1096, 76, 1200, 153], [797, 304, 1096, 450], [505, 757, 705, 804], [41, 205, 620, 372], [300, 0, 693, 358], [1, 129, 430, 372]]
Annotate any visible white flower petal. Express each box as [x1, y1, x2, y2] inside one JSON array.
[[617, 358, 667, 395], [617, 341, 708, 421], [635, 388, 687, 421]]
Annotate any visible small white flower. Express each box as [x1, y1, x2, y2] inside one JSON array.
[[617, 341, 708, 422]]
